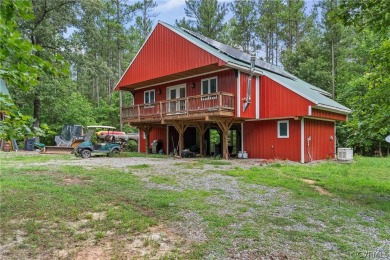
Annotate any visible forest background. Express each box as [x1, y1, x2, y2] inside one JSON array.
[[1, 0, 389, 155]]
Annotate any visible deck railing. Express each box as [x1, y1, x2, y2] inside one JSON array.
[[122, 92, 235, 121]]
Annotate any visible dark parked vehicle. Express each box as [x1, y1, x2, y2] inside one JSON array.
[[75, 126, 121, 159]]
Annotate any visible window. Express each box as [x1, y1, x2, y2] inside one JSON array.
[[277, 120, 289, 138], [144, 90, 155, 105], [201, 77, 218, 95]]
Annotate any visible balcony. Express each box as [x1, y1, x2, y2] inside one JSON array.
[[122, 92, 235, 124]]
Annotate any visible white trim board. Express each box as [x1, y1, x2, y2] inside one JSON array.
[[255, 76, 260, 119], [301, 118, 305, 163], [237, 71, 241, 117]]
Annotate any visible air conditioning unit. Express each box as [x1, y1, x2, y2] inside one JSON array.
[[337, 148, 353, 161]]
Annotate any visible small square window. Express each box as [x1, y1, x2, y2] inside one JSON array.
[[144, 90, 155, 104], [277, 120, 289, 138], [201, 77, 218, 95]]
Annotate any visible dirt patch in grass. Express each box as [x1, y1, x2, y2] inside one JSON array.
[[63, 176, 87, 185], [23, 171, 60, 175], [302, 179, 331, 196], [67, 224, 185, 259]]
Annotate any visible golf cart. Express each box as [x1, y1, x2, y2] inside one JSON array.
[[75, 126, 121, 159]]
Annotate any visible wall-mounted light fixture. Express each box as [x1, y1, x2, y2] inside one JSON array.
[[158, 89, 161, 94], [191, 82, 196, 88]]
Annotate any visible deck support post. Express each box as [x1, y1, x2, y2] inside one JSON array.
[[193, 123, 209, 156], [215, 119, 234, 159], [171, 121, 189, 156], [139, 125, 153, 154]]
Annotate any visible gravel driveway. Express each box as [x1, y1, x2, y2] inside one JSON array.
[[12, 155, 389, 259]]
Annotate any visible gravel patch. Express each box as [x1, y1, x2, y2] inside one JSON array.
[[172, 210, 208, 243]]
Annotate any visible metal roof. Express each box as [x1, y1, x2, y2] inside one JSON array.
[[87, 126, 116, 129], [160, 21, 350, 114]]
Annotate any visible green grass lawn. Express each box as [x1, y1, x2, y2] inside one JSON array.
[[0, 153, 389, 259]]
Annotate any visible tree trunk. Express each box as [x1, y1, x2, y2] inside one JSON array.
[[116, 0, 123, 131], [33, 95, 40, 128], [331, 37, 335, 99], [96, 77, 99, 107]]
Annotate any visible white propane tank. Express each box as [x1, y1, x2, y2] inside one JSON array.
[[238, 151, 243, 159], [243, 151, 248, 159]]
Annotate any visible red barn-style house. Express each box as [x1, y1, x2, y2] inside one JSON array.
[[115, 22, 350, 163]]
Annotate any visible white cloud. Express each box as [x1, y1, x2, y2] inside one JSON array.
[[155, 0, 186, 12]]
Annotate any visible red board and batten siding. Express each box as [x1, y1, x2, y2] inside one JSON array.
[[139, 127, 167, 153], [117, 24, 226, 89], [260, 76, 314, 118], [243, 119, 301, 161], [311, 108, 347, 121], [304, 119, 336, 162], [133, 69, 237, 105], [239, 72, 257, 119]]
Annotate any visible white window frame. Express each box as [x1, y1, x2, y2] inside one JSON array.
[[144, 89, 155, 107], [277, 120, 289, 138], [201, 76, 218, 95]]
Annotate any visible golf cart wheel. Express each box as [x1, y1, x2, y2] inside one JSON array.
[[81, 149, 91, 159], [109, 149, 120, 157]]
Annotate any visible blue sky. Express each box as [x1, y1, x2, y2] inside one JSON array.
[[154, 0, 187, 24], [153, 0, 233, 26], [151, 0, 318, 27]]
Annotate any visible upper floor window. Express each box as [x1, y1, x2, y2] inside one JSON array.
[[277, 120, 289, 138], [144, 90, 155, 104], [201, 77, 218, 95]]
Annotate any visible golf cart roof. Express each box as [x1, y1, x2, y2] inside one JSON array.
[[87, 125, 116, 129]]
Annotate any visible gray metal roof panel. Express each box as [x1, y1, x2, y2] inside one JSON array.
[[182, 28, 295, 79]]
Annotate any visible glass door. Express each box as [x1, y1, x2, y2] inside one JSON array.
[[167, 84, 186, 113]]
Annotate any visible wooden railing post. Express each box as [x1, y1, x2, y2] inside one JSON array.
[[186, 97, 189, 115], [137, 105, 141, 121], [219, 92, 222, 111], [159, 102, 162, 119]]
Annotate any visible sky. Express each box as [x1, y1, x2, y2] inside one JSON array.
[[152, 0, 233, 26], [154, 0, 187, 25], [150, 0, 318, 28]]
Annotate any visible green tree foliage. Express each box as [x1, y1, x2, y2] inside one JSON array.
[[281, 0, 312, 51], [337, 0, 390, 34], [135, 0, 158, 40], [0, 94, 52, 141], [176, 0, 228, 42], [229, 0, 257, 53], [0, 0, 53, 90], [281, 28, 333, 92], [255, 0, 284, 64], [335, 0, 390, 155]]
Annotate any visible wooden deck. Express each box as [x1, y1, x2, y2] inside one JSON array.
[[122, 92, 235, 124]]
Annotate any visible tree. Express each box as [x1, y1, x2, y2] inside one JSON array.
[[337, 0, 390, 34], [135, 0, 158, 40], [229, 0, 257, 53], [255, 0, 284, 65], [11, 0, 76, 128], [336, 0, 390, 155], [0, 0, 53, 90], [0, 94, 51, 141], [281, 0, 312, 51], [281, 28, 333, 92], [176, 0, 228, 42]]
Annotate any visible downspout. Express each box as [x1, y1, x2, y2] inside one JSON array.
[[243, 55, 256, 112]]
